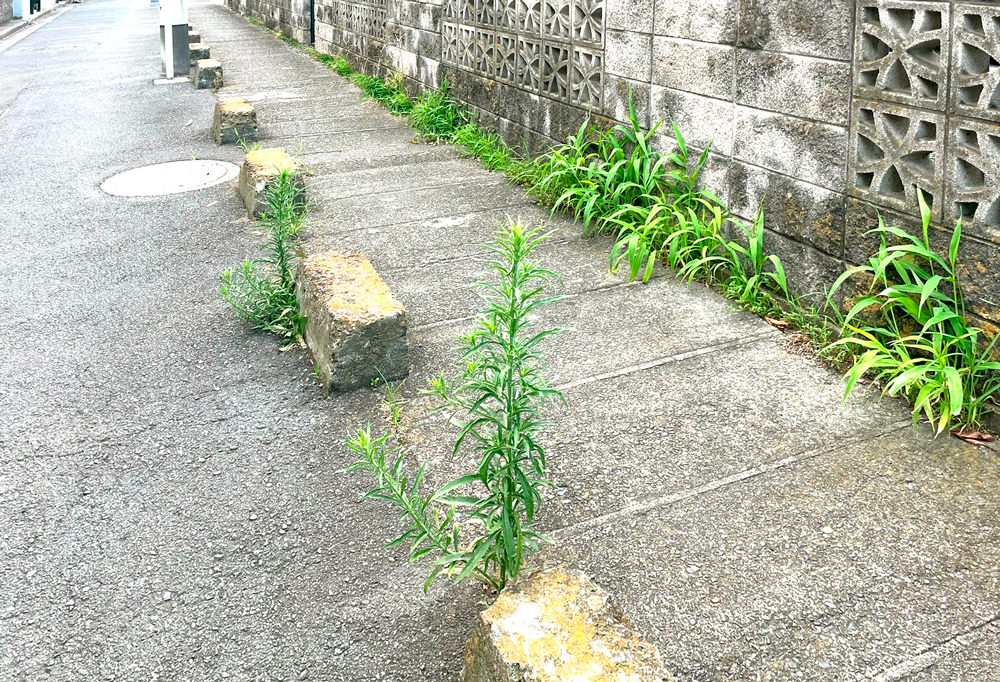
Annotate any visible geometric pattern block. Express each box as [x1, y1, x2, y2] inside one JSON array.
[[849, 99, 945, 217], [854, 0, 950, 110], [947, 117, 1000, 231], [518, 0, 543, 34], [571, 48, 602, 108], [573, 0, 603, 46], [952, 4, 1000, 123], [322, 0, 387, 45], [543, 0, 572, 40], [442, 0, 604, 108], [542, 43, 570, 98], [517, 37, 542, 91]]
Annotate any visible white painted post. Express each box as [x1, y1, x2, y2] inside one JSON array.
[[159, 0, 190, 78]]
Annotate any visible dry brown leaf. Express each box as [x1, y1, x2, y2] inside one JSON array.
[[951, 428, 996, 446], [764, 316, 790, 329]]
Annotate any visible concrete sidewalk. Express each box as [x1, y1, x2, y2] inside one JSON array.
[[0, 0, 996, 680], [192, 4, 1000, 680]]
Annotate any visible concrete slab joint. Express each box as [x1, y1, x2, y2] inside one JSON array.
[[237, 147, 302, 218], [193, 58, 223, 90], [213, 97, 257, 145], [461, 567, 668, 682], [295, 253, 409, 393]]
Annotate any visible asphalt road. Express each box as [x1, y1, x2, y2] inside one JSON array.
[[0, 2, 480, 680]]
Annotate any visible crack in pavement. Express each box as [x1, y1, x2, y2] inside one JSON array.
[[552, 418, 916, 541], [871, 615, 1000, 681]]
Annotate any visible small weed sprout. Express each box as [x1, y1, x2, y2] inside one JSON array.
[[345, 223, 564, 592], [235, 129, 262, 154], [219, 167, 306, 342], [374, 370, 407, 434]]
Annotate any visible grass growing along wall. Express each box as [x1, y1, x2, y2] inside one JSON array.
[[240, 16, 998, 435]]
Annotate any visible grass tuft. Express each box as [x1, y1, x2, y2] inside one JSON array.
[[219, 168, 306, 343]]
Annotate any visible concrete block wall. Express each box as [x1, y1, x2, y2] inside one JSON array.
[[227, 0, 312, 44], [0, 0, 13, 25], [253, 0, 1000, 324]]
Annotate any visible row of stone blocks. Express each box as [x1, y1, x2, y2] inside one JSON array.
[[187, 27, 223, 89]]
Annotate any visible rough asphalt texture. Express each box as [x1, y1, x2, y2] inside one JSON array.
[[0, 1, 998, 681]]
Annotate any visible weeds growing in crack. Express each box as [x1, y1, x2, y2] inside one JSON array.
[[219, 167, 306, 344], [827, 191, 1000, 433], [344, 223, 563, 592]]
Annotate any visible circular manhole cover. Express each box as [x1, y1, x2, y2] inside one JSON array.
[[101, 160, 240, 197]]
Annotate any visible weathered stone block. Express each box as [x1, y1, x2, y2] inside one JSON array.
[[193, 59, 224, 89], [461, 567, 667, 682], [730, 161, 847, 258], [844, 198, 1000, 323], [213, 97, 258, 145], [650, 86, 733, 155], [733, 107, 848, 191], [733, 223, 845, 303], [189, 42, 211, 65], [604, 29, 651, 83], [606, 0, 653, 33], [651, 37, 734, 100], [604, 76, 650, 128], [735, 49, 851, 125], [736, 0, 853, 59], [296, 253, 409, 393], [238, 147, 302, 218], [188, 30, 202, 44], [653, 0, 737, 43]]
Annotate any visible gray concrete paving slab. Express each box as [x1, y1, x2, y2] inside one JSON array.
[[547, 429, 1000, 681], [264, 113, 410, 138], [403, 336, 912, 529], [304, 158, 511, 203], [900, 622, 1000, 681], [306, 176, 531, 225], [297, 142, 460, 175], [377, 233, 645, 324], [410, 274, 775, 387]]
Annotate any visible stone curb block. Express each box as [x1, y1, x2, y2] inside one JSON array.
[[193, 59, 223, 90], [214, 97, 257, 145], [189, 42, 211, 66], [462, 567, 669, 682], [237, 147, 302, 218], [296, 253, 409, 393], [188, 30, 201, 44]]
